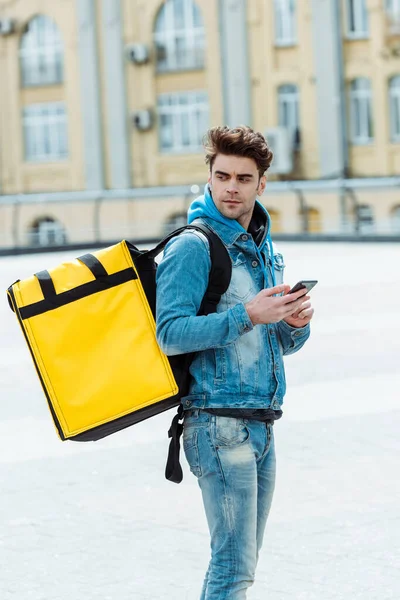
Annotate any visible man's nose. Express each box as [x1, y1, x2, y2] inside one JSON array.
[[226, 180, 239, 194]]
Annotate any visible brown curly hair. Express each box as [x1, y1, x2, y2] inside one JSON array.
[[204, 125, 273, 178]]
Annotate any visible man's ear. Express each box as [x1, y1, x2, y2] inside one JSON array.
[[257, 175, 267, 196]]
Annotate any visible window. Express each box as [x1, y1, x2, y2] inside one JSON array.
[[28, 217, 67, 246], [391, 205, 400, 232], [20, 15, 64, 87], [356, 204, 374, 233], [349, 78, 373, 144], [23, 103, 68, 162], [274, 0, 297, 46], [386, 0, 400, 23], [389, 76, 400, 142], [154, 0, 205, 72], [347, 0, 369, 38], [278, 84, 300, 148], [158, 91, 209, 153]]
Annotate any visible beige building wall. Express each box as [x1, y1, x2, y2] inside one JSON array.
[[0, 0, 400, 248], [342, 0, 400, 177], [121, 0, 223, 188], [249, 0, 320, 181], [0, 0, 85, 195]]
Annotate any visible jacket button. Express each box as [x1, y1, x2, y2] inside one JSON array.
[[252, 260, 258, 268], [185, 400, 192, 407], [241, 234, 248, 241]]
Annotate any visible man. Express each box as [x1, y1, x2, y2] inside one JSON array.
[[156, 126, 314, 599]]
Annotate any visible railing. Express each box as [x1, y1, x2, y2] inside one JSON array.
[[1, 178, 400, 255]]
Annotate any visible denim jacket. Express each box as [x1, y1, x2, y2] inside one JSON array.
[[156, 215, 310, 411]]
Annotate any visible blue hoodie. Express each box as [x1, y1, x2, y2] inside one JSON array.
[[187, 183, 276, 287]]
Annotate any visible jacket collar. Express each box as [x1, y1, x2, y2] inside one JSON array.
[[193, 202, 270, 250]]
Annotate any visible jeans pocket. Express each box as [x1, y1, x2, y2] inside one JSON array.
[[214, 416, 250, 447], [183, 429, 202, 478]]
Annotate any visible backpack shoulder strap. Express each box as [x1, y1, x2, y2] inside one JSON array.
[[147, 223, 231, 315], [190, 222, 231, 315], [161, 223, 231, 484]]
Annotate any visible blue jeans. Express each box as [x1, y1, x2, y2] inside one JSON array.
[[183, 409, 276, 600]]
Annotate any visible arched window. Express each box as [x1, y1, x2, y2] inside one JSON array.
[[154, 0, 205, 72], [356, 204, 374, 233], [389, 76, 400, 142], [28, 217, 67, 246], [20, 15, 64, 87], [391, 205, 400, 232], [347, 0, 369, 38], [278, 84, 300, 148], [274, 0, 297, 46], [349, 78, 373, 144]]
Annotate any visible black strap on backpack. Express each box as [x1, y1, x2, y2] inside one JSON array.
[[156, 222, 232, 484]]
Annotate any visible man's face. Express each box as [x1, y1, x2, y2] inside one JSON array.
[[208, 154, 266, 230]]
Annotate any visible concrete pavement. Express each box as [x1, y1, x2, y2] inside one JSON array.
[[1, 242, 399, 599]]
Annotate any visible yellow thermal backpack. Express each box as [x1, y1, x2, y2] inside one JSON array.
[[6, 223, 231, 481]]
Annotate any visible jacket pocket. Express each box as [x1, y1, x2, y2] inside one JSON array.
[[213, 348, 226, 382], [228, 253, 254, 302]]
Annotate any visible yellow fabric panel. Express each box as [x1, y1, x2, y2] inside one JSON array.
[[16, 242, 132, 307], [17, 274, 45, 306], [94, 243, 133, 277], [9, 242, 178, 438]]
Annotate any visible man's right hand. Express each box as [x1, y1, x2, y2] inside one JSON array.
[[245, 284, 310, 326]]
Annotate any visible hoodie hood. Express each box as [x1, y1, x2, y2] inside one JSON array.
[[187, 184, 270, 251]]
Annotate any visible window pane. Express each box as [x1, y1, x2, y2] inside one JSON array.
[[181, 113, 190, 145], [349, 0, 356, 31], [391, 90, 400, 139], [355, 99, 362, 138], [160, 114, 173, 149], [366, 99, 373, 138], [348, 0, 368, 35], [154, 0, 205, 72], [23, 103, 68, 161], [275, 0, 296, 44], [395, 101, 400, 137], [193, 3, 203, 27], [20, 15, 64, 87], [158, 91, 208, 152], [173, 0, 185, 29]]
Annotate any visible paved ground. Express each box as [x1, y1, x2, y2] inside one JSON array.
[[0, 242, 399, 600]]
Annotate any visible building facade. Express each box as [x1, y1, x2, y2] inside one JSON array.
[[0, 0, 400, 248]]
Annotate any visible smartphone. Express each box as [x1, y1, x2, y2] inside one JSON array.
[[288, 280, 318, 295]]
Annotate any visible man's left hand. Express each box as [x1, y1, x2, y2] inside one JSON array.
[[283, 295, 314, 329]]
